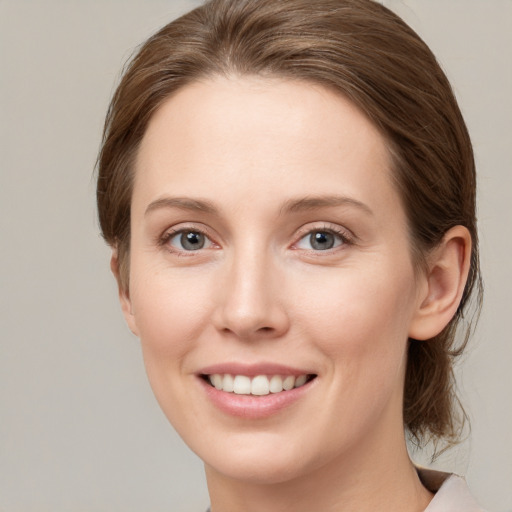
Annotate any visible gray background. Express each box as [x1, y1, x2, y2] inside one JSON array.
[[0, 1, 510, 511]]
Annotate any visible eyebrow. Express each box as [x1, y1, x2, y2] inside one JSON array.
[[145, 194, 373, 218], [145, 197, 218, 216], [280, 195, 374, 216]]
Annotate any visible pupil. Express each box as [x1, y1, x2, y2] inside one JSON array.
[[181, 231, 204, 250], [311, 231, 334, 250]]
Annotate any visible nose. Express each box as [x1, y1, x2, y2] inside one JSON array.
[[212, 249, 290, 341]]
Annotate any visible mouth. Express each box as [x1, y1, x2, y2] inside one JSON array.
[[201, 373, 317, 396]]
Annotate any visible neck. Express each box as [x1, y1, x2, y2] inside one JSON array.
[[205, 426, 433, 512]]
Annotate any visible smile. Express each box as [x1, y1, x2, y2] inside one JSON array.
[[198, 366, 317, 418], [205, 374, 314, 395]]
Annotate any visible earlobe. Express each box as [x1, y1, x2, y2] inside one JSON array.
[[110, 248, 139, 337], [409, 226, 472, 341]]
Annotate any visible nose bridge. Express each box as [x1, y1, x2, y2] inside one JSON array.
[[215, 240, 288, 339]]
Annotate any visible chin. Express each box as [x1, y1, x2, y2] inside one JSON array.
[[197, 429, 326, 485], [207, 452, 309, 485]]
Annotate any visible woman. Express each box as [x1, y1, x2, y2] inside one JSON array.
[[96, 0, 483, 510]]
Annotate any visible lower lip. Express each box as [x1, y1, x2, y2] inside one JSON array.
[[199, 377, 315, 419]]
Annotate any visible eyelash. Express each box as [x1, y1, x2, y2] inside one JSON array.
[[292, 224, 354, 252], [158, 223, 354, 255], [158, 225, 218, 255]]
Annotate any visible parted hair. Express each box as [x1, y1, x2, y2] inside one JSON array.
[[97, 0, 482, 449]]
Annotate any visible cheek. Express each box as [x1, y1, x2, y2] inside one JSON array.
[[295, 262, 414, 337], [129, 264, 215, 360], [288, 267, 415, 447], [292, 263, 415, 384], [127, 264, 218, 431]]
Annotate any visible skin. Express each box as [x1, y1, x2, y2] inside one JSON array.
[[113, 76, 471, 512]]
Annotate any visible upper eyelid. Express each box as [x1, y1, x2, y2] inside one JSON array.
[[293, 222, 355, 241], [159, 223, 218, 247], [162, 223, 213, 237]]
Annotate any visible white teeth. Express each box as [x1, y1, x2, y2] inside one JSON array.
[[283, 375, 295, 391], [269, 375, 283, 393], [207, 373, 310, 395], [211, 374, 223, 390], [222, 374, 234, 392], [233, 375, 251, 394], [295, 374, 307, 388], [251, 375, 270, 396]]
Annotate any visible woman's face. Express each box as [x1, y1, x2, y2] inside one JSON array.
[[121, 76, 426, 484]]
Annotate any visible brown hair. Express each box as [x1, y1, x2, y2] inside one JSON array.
[[97, 0, 482, 449]]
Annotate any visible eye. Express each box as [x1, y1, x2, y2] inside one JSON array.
[[166, 230, 214, 251], [295, 229, 346, 251]]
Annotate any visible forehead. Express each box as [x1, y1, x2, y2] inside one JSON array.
[[133, 76, 399, 219]]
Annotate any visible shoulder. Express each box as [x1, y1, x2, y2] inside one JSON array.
[[418, 467, 487, 512]]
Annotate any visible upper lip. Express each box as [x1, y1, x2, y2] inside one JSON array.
[[198, 362, 315, 377]]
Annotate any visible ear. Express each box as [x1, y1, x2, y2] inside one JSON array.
[[409, 226, 472, 340], [110, 248, 139, 337]]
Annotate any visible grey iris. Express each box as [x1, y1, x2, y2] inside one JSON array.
[[181, 231, 205, 250], [310, 231, 335, 250]]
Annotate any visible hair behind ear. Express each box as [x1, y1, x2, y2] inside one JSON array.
[[405, 225, 474, 448]]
